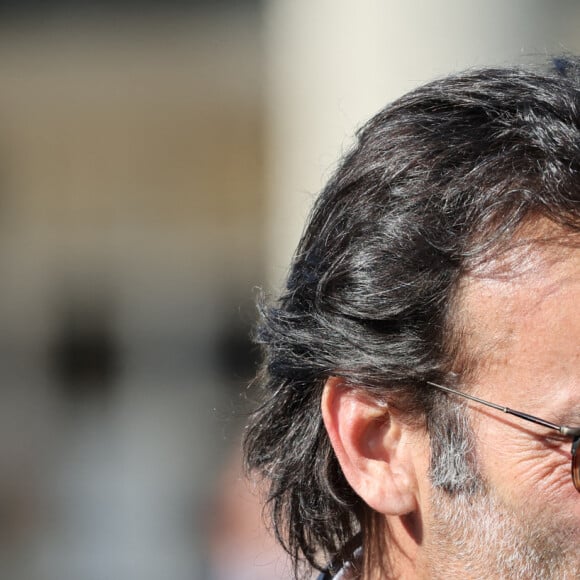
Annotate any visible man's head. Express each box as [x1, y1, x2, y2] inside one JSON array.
[[244, 59, 580, 578]]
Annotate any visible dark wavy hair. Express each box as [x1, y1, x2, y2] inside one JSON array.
[[244, 58, 580, 577]]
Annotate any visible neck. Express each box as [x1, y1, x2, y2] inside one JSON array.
[[366, 512, 425, 579]]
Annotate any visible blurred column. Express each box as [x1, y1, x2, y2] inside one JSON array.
[[264, 0, 562, 290]]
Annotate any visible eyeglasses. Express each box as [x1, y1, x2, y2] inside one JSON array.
[[427, 381, 580, 492]]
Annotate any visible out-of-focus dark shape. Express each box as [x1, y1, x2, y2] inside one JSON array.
[[49, 289, 120, 404], [214, 299, 260, 387]]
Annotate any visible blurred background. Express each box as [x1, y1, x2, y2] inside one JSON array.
[[0, 1, 579, 579]]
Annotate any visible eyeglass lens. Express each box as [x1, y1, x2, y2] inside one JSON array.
[[572, 438, 580, 491]]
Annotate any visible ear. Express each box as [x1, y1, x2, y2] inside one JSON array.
[[321, 377, 421, 516]]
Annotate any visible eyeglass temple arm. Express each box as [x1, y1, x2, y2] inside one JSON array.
[[427, 382, 580, 438]]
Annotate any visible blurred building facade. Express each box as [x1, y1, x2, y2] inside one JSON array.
[[0, 4, 265, 580]]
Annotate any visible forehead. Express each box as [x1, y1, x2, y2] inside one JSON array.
[[454, 231, 580, 399]]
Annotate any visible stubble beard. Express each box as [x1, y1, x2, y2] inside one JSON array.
[[425, 393, 580, 579], [425, 482, 580, 580]]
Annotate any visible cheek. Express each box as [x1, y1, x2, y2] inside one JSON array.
[[483, 432, 578, 508], [513, 446, 571, 500]]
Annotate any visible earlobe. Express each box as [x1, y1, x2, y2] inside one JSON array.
[[321, 377, 420, 516]]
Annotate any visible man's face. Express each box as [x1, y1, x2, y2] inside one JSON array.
[[424, 233, 580, 579]]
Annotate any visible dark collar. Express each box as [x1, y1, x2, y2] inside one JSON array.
[[317, 534, 363, 579]]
